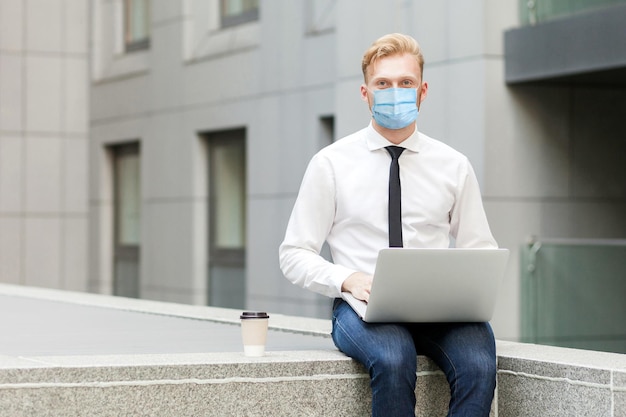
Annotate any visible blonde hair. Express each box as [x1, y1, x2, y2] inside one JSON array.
[[361, 33, 424, 83]]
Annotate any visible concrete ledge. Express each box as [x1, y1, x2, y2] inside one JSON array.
[[0, 350, 454, 416], [496, 341, 626, 417], [1, 284, 625, 416], [0, 350, 367, 416]]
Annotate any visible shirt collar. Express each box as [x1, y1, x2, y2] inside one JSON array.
[[365, 122, 421, 153]]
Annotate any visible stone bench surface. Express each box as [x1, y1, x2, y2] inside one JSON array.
[[1, 284, 625, 417]]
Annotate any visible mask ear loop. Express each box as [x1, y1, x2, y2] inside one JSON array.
[[416, 86, 422, 112]]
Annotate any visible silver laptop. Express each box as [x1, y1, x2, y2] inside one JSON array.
[[341, 248, 509, 322]]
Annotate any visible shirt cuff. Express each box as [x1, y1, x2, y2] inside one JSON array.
[[329, 265, 358, 297]]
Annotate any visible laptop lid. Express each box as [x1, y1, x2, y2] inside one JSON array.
[[341, 248, 509, 323]]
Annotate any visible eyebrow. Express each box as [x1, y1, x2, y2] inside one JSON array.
[[370, 74, 420, 82]]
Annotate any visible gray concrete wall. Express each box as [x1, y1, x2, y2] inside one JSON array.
[[0, 0, 89, 291], [89, 0, 342, 316], [1, 0, 623, 345], [5, 344, 625, 417], [87, 0, 626, 343], [89, 0, 520, 322]]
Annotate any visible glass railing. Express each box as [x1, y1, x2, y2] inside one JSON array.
[[520, 0, 626, 25], [520, 238, 626, 354]]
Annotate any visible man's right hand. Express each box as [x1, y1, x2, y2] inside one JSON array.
[[341, 272, 373, 302]]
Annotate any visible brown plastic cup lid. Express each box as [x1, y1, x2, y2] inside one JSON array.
[[240, 311, 269, 319]]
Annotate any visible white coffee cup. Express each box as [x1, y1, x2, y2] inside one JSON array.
[[240, 311, 270, 357]]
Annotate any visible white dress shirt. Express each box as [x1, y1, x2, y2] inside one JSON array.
[[279, 123, 497, 298]]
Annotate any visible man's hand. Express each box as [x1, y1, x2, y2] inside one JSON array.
[[341, 272, 373, 302]]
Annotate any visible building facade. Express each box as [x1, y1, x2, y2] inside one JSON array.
[[0, 0, 89, 292], [1, 0, 625, 345]]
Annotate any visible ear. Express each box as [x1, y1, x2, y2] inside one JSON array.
[[419, 82, 428, 105], [360, 84, 369, 102]]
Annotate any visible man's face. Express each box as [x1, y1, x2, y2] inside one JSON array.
[[361, 53, 428, 111]]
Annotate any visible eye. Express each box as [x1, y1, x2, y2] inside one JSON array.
[[401, 79, 415, 87], [376, 80, 388, 87]]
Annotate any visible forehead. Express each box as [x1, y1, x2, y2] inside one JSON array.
[[367, 53, 422, 82]]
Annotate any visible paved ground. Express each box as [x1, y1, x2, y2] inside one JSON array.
[[0, 294, 336, 357]]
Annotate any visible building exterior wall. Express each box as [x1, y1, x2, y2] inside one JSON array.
[[90, 0, 528, 329], [0, 0, 89, 292], [2, 0, 624, 343], [89, 0, 343, 316]]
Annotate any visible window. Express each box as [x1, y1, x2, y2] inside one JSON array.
[[212, 138, 246, 250], [220, 0, 259, 28], [112, 143, 141, 298], [206, 130, 247, 308], [183, 0, 261, 62], [319, 115, 335, 148], [124, 0, 151, 52], [91, 0, 150, 81]]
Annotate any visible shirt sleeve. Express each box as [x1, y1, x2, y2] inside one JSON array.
[[279, 153, 357, 298], [449, 160, 498, 249]]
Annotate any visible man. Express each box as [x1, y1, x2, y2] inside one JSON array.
[[279, 33, 497, 417]]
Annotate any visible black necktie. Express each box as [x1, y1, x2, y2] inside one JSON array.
[[385, 146, 405, 248]]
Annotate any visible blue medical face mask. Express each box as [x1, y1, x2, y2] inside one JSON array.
[[371, 88, 419, 130]]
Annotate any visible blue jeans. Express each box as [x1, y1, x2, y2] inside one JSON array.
[[331, 299, 496, 417]]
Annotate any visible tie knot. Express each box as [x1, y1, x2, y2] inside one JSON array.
[[385, 146, 405, 160]]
